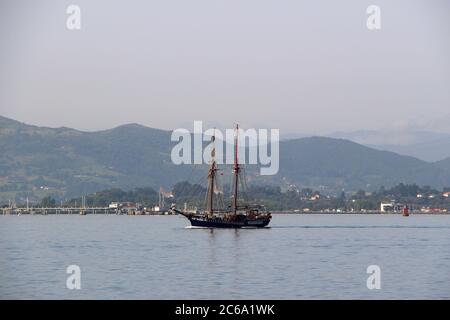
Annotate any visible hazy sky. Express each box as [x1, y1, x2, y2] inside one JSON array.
[[0, 0, 449, 134]]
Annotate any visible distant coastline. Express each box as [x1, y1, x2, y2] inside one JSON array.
[[272, 211, 450, 215]]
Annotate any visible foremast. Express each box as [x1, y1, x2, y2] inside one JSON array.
[[206, 131, 217, 216]]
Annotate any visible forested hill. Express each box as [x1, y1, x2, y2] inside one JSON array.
[[1, 115, 450, 202]]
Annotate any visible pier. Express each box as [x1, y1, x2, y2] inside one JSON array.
[[2, 207, 118, 215], [2, 207, 173, 215]]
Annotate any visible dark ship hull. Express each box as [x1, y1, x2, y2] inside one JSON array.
[[174, 209, 271, 228]]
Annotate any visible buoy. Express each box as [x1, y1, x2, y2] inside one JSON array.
[[402, 206, 409, 217]]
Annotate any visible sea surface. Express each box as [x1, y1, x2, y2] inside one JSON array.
[[1, 214, 449, 299]]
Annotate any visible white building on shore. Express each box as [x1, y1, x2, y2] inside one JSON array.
[[380, 202, 405, 212]]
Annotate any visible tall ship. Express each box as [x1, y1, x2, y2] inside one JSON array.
[[171, 124, 272, 228]]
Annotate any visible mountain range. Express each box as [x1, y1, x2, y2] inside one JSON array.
[[330, 130, 450, 162], [1, 115, 450, 203]]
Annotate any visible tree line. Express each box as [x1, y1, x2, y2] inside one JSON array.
[[24, 182, 450, 211]]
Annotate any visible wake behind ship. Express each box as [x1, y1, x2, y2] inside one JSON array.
[[171, 124, 271, 228]]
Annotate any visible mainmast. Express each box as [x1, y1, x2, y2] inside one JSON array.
[[232, 124, 239, 215], [206, 131, 217, 215]]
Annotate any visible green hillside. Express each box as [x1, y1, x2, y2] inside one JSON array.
[[435, 157, 450, 171], [1, 116, 450, 203], [278, 137, 450, 191], [0, 116, 191, 202]]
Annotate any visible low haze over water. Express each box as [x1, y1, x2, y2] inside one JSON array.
[[1, 214, 449, 299]]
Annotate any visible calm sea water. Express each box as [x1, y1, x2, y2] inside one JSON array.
[[1, 214, 449, 299]]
